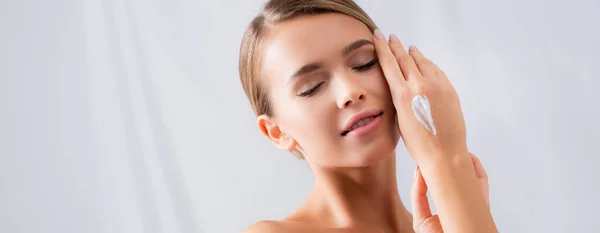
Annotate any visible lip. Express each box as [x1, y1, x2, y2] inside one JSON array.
[[341, 109, 384, 136]]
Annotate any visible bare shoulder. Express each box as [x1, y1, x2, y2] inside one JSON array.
[[242, 220, 343, 233]]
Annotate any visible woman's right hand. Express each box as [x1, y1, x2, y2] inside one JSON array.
[[411, 152, 490, 233]]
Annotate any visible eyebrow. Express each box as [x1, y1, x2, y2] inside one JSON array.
[[342, 39, 374, 57], [287, 39, 374, 85]]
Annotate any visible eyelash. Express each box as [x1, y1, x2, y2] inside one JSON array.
[[353, 59, 378, 71], [298, 60, 378, 97], [298, 82, 323, 97]]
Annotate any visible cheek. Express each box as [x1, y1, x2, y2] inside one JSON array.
[[279, 101, 336, 137], [283, 105, 340, 154], [297, 108, 335, 139], [363, 70, 392, 97]]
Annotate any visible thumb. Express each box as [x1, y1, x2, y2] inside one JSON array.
[[411, 166, 432, 230], [469, 152, 490, 208]]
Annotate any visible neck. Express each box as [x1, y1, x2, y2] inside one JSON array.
[[302, 152, 414, 232]]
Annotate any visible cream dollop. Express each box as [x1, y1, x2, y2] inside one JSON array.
[[411, 95, 437, 135]]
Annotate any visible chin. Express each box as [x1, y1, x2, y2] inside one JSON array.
[[342, 118, 401, 167], [309, 138, 397, 168], [353, 138, 398, 167], [307, 120, 401, 168], [336, 130, 398, 168]]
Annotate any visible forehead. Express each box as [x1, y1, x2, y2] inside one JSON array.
[[260, 13, 373, 83]]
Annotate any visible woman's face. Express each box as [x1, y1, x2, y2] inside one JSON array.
[[259, 13, 400, 167]]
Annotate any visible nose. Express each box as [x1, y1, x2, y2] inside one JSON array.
[[336, 77, 366, 109]]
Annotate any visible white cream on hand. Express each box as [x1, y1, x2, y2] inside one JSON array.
[[411, 95, 437, 135]]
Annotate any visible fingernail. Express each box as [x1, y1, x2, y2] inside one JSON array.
[[409, 45, 418, 52], [389, 33, 400, 43], [374, 29, 385, 40]]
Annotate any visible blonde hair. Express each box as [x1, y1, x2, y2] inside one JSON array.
[[238, 0, 378, 159]]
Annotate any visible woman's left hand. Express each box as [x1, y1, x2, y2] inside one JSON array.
[[373, 30, 467, 165], [374, 30, 497, 233], [411, 152, 489, 233]]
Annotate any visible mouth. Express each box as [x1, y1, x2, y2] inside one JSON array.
[[341, 111, 384, 136]]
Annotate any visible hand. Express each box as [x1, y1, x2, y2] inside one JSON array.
[[373, 30, 467, 163], [411, 152, 489, 233], [374, 30, 497, 232]]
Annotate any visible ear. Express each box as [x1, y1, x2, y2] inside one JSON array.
[[257, 115, 297, 151]]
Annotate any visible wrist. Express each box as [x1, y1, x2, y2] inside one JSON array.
[[415, 149, 470, 170], [417, 151, 495, 233]]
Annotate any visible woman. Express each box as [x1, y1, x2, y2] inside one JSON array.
[[238, 0, 498, 232]]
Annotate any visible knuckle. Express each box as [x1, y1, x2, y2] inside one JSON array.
[[412, 80, 427, 95], [393, 53, 403, 63], [408, 72, 422, 81], [391, 48, 409, 61], [397, 54, 412, 64], [380, 55, 397, 67]]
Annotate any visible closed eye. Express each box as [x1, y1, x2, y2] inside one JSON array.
[[353, 59, 378, 71], [298, 82, 324, 97]]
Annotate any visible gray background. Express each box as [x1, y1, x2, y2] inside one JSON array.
[[1, 0, 599, 232]]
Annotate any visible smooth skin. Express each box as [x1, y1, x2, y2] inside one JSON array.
[[245, 13, 496, 233], [374, 30, 498, 233]]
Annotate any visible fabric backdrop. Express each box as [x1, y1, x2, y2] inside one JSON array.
[[1, 0, 598, 232]]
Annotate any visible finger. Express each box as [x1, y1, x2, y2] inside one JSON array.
[[411, 166, 432, 229], [469, 152, 490, 207], [408, 46, 437, 80], [388, 33, 422, 82], [373, 29, 407, 89], [469, 152, 488, 182]]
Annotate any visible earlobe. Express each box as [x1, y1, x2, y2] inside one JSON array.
[[257, 115, 298, 151], [281, 136, 298, 151]]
